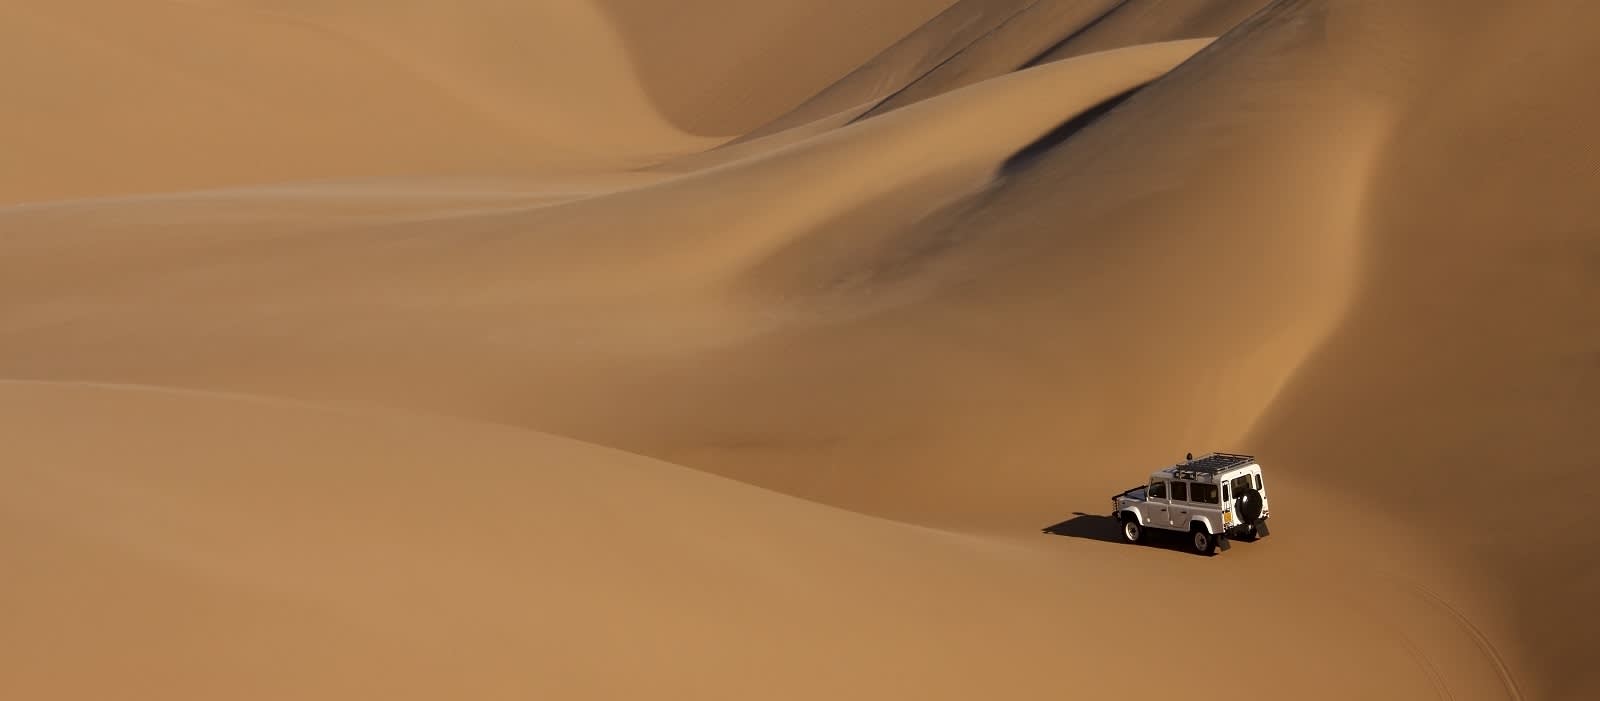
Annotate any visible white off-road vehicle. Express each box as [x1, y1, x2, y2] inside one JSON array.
[[1110, 452, 1271, 555]]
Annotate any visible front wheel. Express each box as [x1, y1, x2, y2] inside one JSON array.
[[1190, 526, 1217, 555], [1121, 516, 1144, 544]]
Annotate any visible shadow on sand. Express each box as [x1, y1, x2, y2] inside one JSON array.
[[998, 83, 1147, 175], [1041, 512, 1194, 553]]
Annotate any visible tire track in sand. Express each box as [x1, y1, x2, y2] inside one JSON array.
[[1386, 575, 1526, 701]]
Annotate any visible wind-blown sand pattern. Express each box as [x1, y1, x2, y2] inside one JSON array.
[[2, 1, 1595, 699]]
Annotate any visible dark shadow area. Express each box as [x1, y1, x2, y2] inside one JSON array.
[[1041, 512, 1194, 553], [1017, 0, 1133, 70], [849, 1, 1135, 126], [998, 82, 1147, 175], [1040, 512, 1122, 542]]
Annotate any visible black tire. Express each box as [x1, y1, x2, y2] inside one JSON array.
[[1235, 487, 1265, 525], [1190, 525, 1217, 555], [1120, 514, 1144, 544]]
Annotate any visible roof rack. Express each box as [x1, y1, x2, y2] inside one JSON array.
[[1169, 452, 1255, 481]]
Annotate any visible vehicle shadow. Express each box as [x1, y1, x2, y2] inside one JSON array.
[[1040, 512, 1121, 542], [1041, 512, 1193, 553]]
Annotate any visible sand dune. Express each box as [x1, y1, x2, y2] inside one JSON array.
[[852, 0, 1162, 122], [737, 0, 1276, 143], [1032, 0, 1277, 64], [730, 0, 1104, 143], [2, 0, 1596, 698], [0, 1, 720, 203], [0, 381, 1520, 700], [591, 0, 956, 136], [0, 38, 1216, 397]]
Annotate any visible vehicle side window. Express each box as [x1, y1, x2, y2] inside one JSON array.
[[1255, 474, 1263, 490], [1222, 483, 1231, 501], [1192, 483, 1219, 504], [1149, 480, 1167, 499], [1171, 481, 1188, 502]]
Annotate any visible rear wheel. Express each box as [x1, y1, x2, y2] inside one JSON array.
[[1121, 515, 1144, 544], [1190, 526, 1217, 555]]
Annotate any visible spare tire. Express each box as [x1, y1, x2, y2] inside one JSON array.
[[1235, 487, 1265, 525]]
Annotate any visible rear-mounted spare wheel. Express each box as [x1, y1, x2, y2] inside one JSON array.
[[1235, 487, 1265, 525]]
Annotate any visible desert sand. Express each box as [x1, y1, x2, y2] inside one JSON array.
[[2, 1, 1595, 699]]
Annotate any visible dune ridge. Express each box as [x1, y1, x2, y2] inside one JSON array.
[[733, 0, 1277, 144], [591, 0, 958, 137], [728, 0, 1112, 143]]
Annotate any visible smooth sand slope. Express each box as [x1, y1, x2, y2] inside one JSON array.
[[3, 0, 1596, 699], [0, 0, 707, 203], [591, 0, 956, 136], [0, 380, 1489, 700], [1, 0, 957, 204], [0, 38, 1219, 405]]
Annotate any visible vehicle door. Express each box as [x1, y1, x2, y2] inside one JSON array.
[[1228, 472, 1256, 521], [1187, 480, 1222, 532], [1145, 479, 1170, 529], [1168, 480, 1190, 529]]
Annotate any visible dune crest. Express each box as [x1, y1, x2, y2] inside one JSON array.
[[536, 39, 1217, 285], [591, 0, 957, 136]]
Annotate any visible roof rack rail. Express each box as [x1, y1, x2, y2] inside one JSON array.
[[1170, 452, 1255, 480]]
